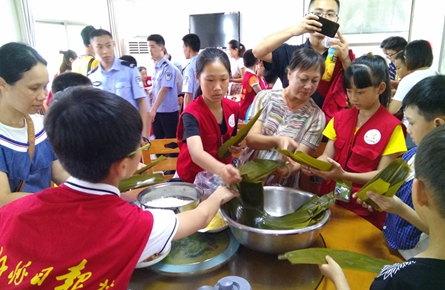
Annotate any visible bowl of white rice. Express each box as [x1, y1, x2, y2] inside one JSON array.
[[137, 181, 203, 213]]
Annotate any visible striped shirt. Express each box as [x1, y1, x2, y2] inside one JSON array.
[[240, 90, 325, 187]]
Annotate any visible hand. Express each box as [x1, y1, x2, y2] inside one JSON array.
[[354, 191, 405, 214], [228, 144, 243, 154], [301, 165, 314, 177], [318, 255, 349, 288], [290, 13, 322, 36], [218, 164, 242, 185], [329, 31, 351, 66], [149, 109, 157, 123], [212, 185, 240, 204], [308, 157, 345, 181], [273, 163, 292, 178], [275, 136, 299, 151]]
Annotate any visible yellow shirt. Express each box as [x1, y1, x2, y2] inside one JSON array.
[[71, 55, 99, 76], [323, 118, 407, 156]]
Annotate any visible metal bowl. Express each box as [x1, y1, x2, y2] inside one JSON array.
[[220, 186, 331, 254], [137, 182, 202, 214]]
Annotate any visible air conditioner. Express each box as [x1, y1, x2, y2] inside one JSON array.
[[124, 36, 154, 73]]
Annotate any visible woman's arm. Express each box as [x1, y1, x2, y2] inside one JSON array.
[[0, 171, 30, 207], [187, 136, 241, 185], [51, 160, 70, 185]]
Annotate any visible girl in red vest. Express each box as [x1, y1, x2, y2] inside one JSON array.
[[303, 55, 407, 229], [177, 48, 243, 184]]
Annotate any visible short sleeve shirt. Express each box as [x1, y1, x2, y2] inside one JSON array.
[[152, 57, 179, 113], [88, 57, 147, 109], [182, 55, 199, 97]]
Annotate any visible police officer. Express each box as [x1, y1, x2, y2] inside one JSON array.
[[88, 29, 149, 140], [147, 34, 179, 140], [181, 33, 200, 110]]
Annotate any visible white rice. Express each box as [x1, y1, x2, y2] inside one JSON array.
[[145, 197, 192, 207]]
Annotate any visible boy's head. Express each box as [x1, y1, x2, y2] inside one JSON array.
[[402, 75, 445, 146], [182, 33, 200, 59], [120, 55, 137, 66], [383, 36, 407, 63], [394, 51, 409, 80], [51, 72, 92, 95], [81, 25, 96, 47], [90, 29, 115, 66], [243, 49, 257, 68], [44, 87, 143, 183], [147, 34, 165, 61], [414, 125, 445, 220]]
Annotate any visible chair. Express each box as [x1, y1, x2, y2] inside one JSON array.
[[141, 138, 179, 180], [299, 141, 327, 194]]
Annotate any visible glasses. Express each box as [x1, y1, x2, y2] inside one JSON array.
[[128, 142, 150, 157], [311, 11, 338, 20], [385, 51, 401, 59]]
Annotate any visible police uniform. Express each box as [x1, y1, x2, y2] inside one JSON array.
[[88, 57, 147, 110], [151, 57, 179, 139], [182, 55, 199, 98]]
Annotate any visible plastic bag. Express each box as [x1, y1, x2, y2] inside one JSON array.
[[193, 171, 223, 196]]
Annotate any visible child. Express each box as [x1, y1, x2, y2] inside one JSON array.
[[0, 86, 239, 289], [357, 75, 445, 259], [0, 42, 68, 206], [304, 55, 407, 229], [176, 48, 242, 184], [393, 51, 410, 81], [51, 72, 92, 95], [240, 49, 263, 120], [319, 124, 445, 290]]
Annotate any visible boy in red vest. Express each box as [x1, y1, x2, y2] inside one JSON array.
[[0, 87, 238, 289]]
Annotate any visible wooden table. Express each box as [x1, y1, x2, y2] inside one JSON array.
[[125, 190, 404, 290]]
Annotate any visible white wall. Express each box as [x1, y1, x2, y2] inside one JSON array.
[[0, 0, 21, 45], [115, 0, 444, 71]]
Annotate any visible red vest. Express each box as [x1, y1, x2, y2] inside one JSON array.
[[177, 96, 239, 183], [318, 106, 403, 229], [319, 50, 356, 123], [0, 185, 153, 289], [240, 70, 258, 119], [259, 77, 267, 90]]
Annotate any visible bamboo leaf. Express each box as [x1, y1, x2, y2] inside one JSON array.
[[355, 159, 410, 211], [133, 155, 167, 175], [238, 159, 285, 182], [276, 150, 332, 171], [217, 108, 264, 159], [118, 174, 165, 192], [278, 248, 393, 274]]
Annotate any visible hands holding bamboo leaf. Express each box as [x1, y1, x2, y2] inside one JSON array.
[[218, 164, 242, 185]]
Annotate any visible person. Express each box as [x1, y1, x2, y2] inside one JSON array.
[[181, 33, 200, 109], [120, 54, 138, 66], [0, 86, 239, 288], [51, 72, 92, 95], [44, 50, 79, 107], [393, 51, 410, 81], [71, 25, 99, 76], [253, 0, 355, 122], [163, 49, 184, 113], [227, 39, 246, 96], [355, 75, 445, 260], [380, 36, 407, 81], [256, 60, 270, 90], [88, 29, 149, 140], [147, 34, 179, 140], [240, 49, 262, 120], [319, 124, 445, 290], [389, 39, 437, 150], [58, 49, 78, 74], [176, 48, 242, 185], [239, 48, 326, 188], [304, 55, 407, 229], [0, 42, 69, 207]]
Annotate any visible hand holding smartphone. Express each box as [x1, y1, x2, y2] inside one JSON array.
[[317, 16, 340, 37]]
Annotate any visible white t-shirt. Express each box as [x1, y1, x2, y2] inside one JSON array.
[[393, 69, 437, 127], [230, 57, 244, 77]]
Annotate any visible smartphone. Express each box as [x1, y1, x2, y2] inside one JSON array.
[[317, 16, 340, 38]]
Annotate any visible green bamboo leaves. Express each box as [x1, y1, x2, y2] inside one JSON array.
[[238, 158, 285, 183], [276, 150, 332, 171], [278, 248, 393, 274], [355, 158, 410, 211], [217, 108, 264, 159], [133, 155, 167, 175], [263, 192, 335, 229]]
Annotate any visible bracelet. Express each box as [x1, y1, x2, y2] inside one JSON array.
[[284, 163, 291, 178]]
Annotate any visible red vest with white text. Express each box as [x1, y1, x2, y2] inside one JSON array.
[[318, 106, 403, 228], [0, 185, 153, 289], [240, 70, 259, 119], [177, 96, 239, 183]]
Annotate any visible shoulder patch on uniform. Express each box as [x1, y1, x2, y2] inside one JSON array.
[[87, 66, 99, 75], [120, 60, 136, 68], [165, 72, 173, 81]]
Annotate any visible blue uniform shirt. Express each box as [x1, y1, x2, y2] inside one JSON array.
[[182, 55, 199, 98], [88, 57, 147, 109], [152, 57, 178, 113]]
